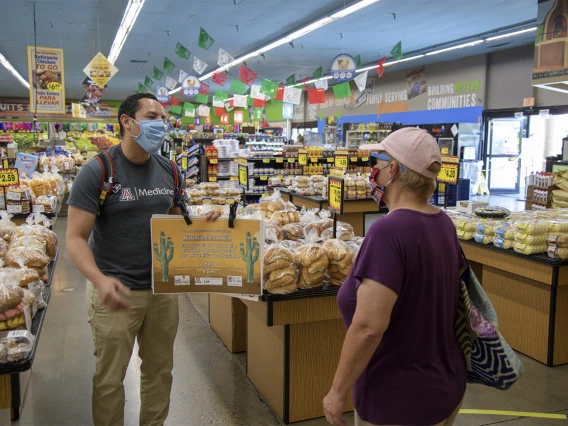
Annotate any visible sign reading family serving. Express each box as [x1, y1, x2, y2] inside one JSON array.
[[330, 54, 357, 82], [151, 216, 264, 295], [27, 46, 65, 114], [181, 75, 201, 97]]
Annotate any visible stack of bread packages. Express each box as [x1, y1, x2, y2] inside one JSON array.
[[513, 220, 549, 255], [263, 228, 298, 294], [0, 212, 57, 324], [548, 220, 568, 260], [293, 227, 329, 290], [259, 191, 301, 226], [321, 221, 355, 241], [322, 239, 355, 286]]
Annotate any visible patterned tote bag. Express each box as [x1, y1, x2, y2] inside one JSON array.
[[455, 253, 524, 390]]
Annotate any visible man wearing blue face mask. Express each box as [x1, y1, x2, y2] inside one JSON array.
[[66, 93, 219, 426]]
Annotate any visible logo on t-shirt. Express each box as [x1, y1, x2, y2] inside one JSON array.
[[120, 188, 136, 201]]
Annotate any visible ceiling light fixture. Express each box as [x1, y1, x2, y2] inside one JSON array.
[[425, 40, 483, 56], [0, 52, 29, 89], [484, 27, 536, 42], [170, 0, 381, 93], [108, 0, 146, 65]]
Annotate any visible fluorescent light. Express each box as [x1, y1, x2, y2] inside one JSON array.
[[108, 0, 146, 65], [286, 17, 334, 40], [485, 27, 536, 42], [0, 52, 29, 89], [385, 54, 425, 66], [425, 40, 483, 56], [331, 0, 381, 19], [533, 83, 568, 94], [291, 76, 332, 87]]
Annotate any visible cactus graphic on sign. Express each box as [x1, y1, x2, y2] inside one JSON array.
[[154, 231, 174, 282], [240, 231, 259, 283]]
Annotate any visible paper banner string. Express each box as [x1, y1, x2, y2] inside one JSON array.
[[144, 76, 154, 88], [274, 85, 285, 101], [233, 94, 248, 108], [165, 76, 177, 91], [375, 56, 386, 78], [193, 56, 208, 75], [198, 28, 215, 50], [153, 67, 163, 80], [214, 90, 228, 102], [314, 79, 328, 91], [214, 107, 225, 117], [212, 71, 228, 86], [230, 79, 247, 95], [198, 104, 210, 117], [238, 65, 258, 86], [313, 66, 323, 79], [170, 105, 182, 115], [218, 48, 234, 67], [137, 83, 146, 93], [354, 71, 368, 92], [251, 84, 266, 100], [390, 41, 402, 61], [307, 88, 325, 104], [283, 86, 302, 105], [260, 79, 279, 98], [175, 42, 191, 59], [170, 95, 181, 106], [163, 57, 176, 73], [179, 69, 188, 83], [299, 77, 310, 91], [199, 82, 210, 95], [212, 98, 224, 107], [195, 93, 209, 104], [333, 81, 352, 100], [354, 54, 362, 68], [253, 98, 266, 107], [286, 74, 296, 85]]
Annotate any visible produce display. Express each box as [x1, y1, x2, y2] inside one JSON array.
[[89, 136, 115, 150]]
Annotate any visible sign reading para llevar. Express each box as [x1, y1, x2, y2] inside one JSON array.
[[151, 216, 264, 295], [27, 46, 66, 115]]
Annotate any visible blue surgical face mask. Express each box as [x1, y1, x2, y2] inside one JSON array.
[[127, 117, 167, 154]]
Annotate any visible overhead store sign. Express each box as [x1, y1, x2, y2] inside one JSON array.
[[181, 75, 201, 97], [83, 52, 118, 88], [532, 0, 568, 92], [27, 46, 66, 114], [330, 53, 356, 82]]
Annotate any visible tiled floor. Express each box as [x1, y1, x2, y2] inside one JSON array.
[[15, 215, 568, 426]]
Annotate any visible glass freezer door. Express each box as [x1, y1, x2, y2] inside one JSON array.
[[486, 118, 522, 193]]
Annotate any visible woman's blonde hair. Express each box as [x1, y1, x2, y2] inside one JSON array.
[[384, 153, 441, 199]]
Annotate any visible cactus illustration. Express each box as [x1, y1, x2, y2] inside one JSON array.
[[240, 231, 259, 283], [154, 231, 174, 282]]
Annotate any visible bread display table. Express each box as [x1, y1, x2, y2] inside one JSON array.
[[0, 252, 58, 422], [209, 294, 247, 353], [461, 241, 568, 366], [242, 286, 353, 424], [280, 190, 385, 237]]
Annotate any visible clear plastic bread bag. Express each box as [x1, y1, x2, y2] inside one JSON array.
[[271, 201, 300, 226], [0, 212, 17, 242], [263, 229, 298, 295], [0, 282, 26, 331], [293, 231, 329, 290], [321, 221, 354, 241], [0, 330, 35, 363], [4, 245, 50, 270], [259, 190, 286, 220], [322, 239, 355, 286], [515, 220, 550, 235], [282, 223, 305, 242]]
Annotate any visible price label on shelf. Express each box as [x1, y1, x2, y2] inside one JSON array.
[[335, 155, 348, 169], [181, 156, 188, 170], [230, 176, 238, 181], [262, 158, 270, 163], [328, 177, 344, 215], [260, 176, 268, 181], [298, 153, 307, 166], [2, 159, 8, 169], [0, 168, 19, 187], [288, 158, 295, 163], [7, 204, 22, 213], [209, 176, 217, 182], [327, 157, 334, 163], [350, 157, 358, 162], [276, 158, 283, 163], [310, 157, 318, 163], [227, 199, 235, 205], [210, 158, 218, 164], [238, 163, 248, 190], [362, 157, 369, 162]]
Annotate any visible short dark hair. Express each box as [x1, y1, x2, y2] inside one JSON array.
[[118, 93, 159, 136]]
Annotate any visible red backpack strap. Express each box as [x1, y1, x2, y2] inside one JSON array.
[[170, 160, 180, 192], [95, 151, 115, 215]]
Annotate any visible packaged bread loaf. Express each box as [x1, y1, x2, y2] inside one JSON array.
[[259, 193, 286, 220], [494, 238, 514, 250], [549, 234, 568, 248], [513, 243, 547, 255], [474, 234, 494, 245], [548, 245, 568, 260], [263, 242, 297, 295], [0, 240, 7, 260], [322, 239, 355, 286], [0, 330, 34, 362], [265, 225, 284, 242], [548, 220, 568, 233], [0, 285, 27, 331], [321, 222, 354, 241], [494, 226, 516, 240], [0, 213, 17, 243], [515, 233, 549, 245], [282, 223, 304, 241], [293, 235, 329, 290], [5, 246, 49, 269], [457, 230, 475, 240], [515, 220, 549, 235], [0, 267, 40, 288]]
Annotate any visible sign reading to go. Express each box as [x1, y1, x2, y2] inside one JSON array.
[[0, 169, 19, 187], [328, 176, 344, 215]]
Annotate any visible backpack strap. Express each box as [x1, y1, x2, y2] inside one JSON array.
[[94, 151, 115, 215], [169, 160, 181, 202]]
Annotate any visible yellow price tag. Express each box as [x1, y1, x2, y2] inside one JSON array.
[[0, 169, 19, 187], [276, 175, 283, 179], [441, 147, 449, 154], [327, 157, 334, 163], [362, 157, 369, 162], [230, 176, 238, 181], [298, 153, 307, 166], [47, 82, 62, 91], [436, 163, 458, 185], [263, 158, 270, 163], [351, 157, 358, 162], [181, 157, 188, 170], [2, 159, 9, 169], [227, 199, 235, 205], [311, 157, 318, 163], [209, 176, 217, 182], [210, 158, 218, 164], [288, 158, 295, 163], [276, 157, 283, 163], [328, 177, 344, 215], [260, 175, 268, 181], [335, 155, 348, 169], [203, 198, 212, 205], [239, 163, 248, 188]]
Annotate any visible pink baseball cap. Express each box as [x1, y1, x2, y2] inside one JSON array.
[[362, 127, 441, 179]]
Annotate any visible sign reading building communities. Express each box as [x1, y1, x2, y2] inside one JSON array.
[[27, 46, 66, 114]]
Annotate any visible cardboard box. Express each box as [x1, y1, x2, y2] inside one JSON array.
[[456, 200, 489, 215]]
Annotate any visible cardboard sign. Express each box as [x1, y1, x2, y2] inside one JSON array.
[[335, 155, 348, 169], [298, 150, 307, 166], [436, 156, 460, 185], [328, 176, 344, 215], [0, 169, 19, 187], [151, 217, 264, 295], [239, 162, 248, 190]]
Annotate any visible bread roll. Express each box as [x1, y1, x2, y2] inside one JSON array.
[[0, 286, 24, 312], [269, 266, 296, 282], [317, 219, 334, 234], [282, 224, 304, 241], [304, 223, 320, 238], [267, 200, 285, 213], [322, 239, 349, 262], [264, 246, 293, 264], [264, 275, 297, 294], [5, 247, 49, 269], [264, 258, 292, 274], [307, 257, 328, 274]]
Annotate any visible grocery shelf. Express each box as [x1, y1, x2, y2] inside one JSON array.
[[259, 282, 339, 302], [461, 240, 568, 266]]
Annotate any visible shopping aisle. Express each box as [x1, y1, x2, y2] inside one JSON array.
[[13, 219, 568, 426]]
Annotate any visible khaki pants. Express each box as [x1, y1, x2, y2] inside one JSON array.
[[86, 281, 179, 426], [354, 397, 463, 426]]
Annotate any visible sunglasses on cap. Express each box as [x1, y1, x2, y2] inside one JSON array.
[[370, 152, 406, 171]]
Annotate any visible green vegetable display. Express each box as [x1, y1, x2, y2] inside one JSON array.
[[240, 231, 259, 283], [12, 133, 37, 151], [70, 137, 98, 151]]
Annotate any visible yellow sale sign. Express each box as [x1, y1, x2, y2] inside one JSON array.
[[328, 176, 344, 215]]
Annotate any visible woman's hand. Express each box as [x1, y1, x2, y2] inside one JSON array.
[[323, 390, 347, 426]]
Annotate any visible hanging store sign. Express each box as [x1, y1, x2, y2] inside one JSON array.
[[83, 52, 118, 87], [330, 53, 356, 82], [0, 168, 19, 187], [156, 86, 170, 103], [436, 155, 460, 185], [27, 46, 66, 114], [328, 176, 344, 215], [239, 162, 249, 190], [181, 75, 201, 97]]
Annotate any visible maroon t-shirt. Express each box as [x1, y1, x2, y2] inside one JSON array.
[[337, 209, 467, 425]]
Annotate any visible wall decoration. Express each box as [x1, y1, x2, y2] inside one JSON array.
[[391, 41, 403, 61], [330, 53, 356, 82], [239, 65, 258, 86], [156, 86, 170, 103], [175, 42, 191, 59], [181, 75, 201, 97], [283, 86, 302, 105], [406, 67, 427, 99], [193, 56, 208, 75], [198, 28, 215, 50], [218, 48, 234, 67]]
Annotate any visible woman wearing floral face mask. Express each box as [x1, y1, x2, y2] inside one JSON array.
[[323, 127, 467, 426]]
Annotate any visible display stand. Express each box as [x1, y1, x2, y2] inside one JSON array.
[[208, 294, 247, 354], [0, 251, 58, 421], [242, 285, 353, 424], [461, 241, 568, 366]]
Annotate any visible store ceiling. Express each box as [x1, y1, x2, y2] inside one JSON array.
[[0, 0, 538, 101]]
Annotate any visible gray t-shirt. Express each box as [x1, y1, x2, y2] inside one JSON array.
[[68, 144, 184, 290]]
